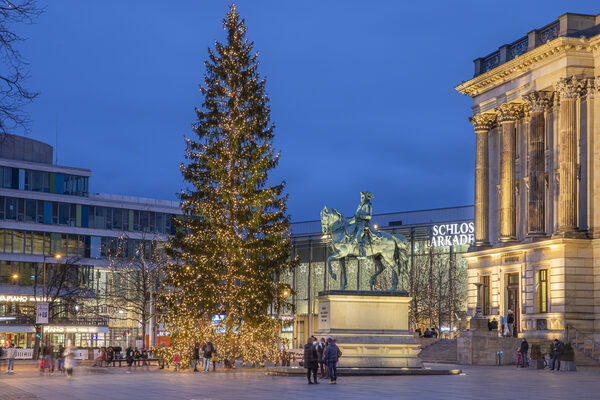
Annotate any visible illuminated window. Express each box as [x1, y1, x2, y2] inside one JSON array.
[[536, 269, 548, 313], [482, 275, 490, 315]]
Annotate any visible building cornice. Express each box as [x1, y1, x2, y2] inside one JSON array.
[[456, 36, 600, 98]]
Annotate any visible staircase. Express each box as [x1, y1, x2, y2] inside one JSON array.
[[566, 325, 600, 367], [418, 339, 457, 364]]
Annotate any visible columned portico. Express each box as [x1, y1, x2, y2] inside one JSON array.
[[470, 113, 495, 247], [496, 103, 523, 243], [457, 12, 600, 344]]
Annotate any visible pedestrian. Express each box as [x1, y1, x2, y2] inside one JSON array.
[[550, 339, 564, 371], [63, 342, 75, 378], [506, 309, 515, 337], [202, 339, 215, 372], [173, 352, 181, 372], [193, 343, 200, 372], [500, 315, 505, 336], [5, 343, 16, 374], [211, 344, 218, 371], [415, 327, 422, 337], [134, 347, 141, 366], [58, 344, 65, 372], [490, 318, 498, 332], [520, 338, 529, 368], [303, 338, 318, 384], [322, 337, 340, 384], [106, 347, 115, 366], [316, 337, 326, 378], [126, 345, 134, 369], [431, 327, 438, 338]]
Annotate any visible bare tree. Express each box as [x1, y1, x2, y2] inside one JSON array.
[[31, 255, 93, 357], [0, 0, 42, 137], [106, 233, 168, 348]]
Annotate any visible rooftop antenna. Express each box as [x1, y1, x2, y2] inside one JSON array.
[[55, 120, 58, 165]]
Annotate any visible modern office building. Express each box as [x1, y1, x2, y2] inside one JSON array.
[[457, 13, 600, 341], [283, 205, 474, 347], [0, 134, 181, 350]]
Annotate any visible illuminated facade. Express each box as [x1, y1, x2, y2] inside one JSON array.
[[0, 134, 181, 349], [457, 13, 600, 341], [284, 206, 473, 347]]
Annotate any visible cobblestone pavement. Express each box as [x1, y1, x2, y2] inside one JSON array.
[[1, 364, 599, 400]]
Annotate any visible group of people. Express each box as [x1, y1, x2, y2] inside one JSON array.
[[303, 336, 341, 385], [415, 327, 438, 338], [488, 309, 516, 337], [516, 338, 566, 370], [191, 339, 217, 372], [38, 344, 68, 374]]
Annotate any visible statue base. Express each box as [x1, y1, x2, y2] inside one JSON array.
[[315, 290, 422, 368]]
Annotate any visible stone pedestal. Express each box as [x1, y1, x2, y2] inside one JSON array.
[[315, 290, 422, 368]]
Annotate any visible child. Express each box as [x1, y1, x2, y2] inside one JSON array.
[[173, 352, 181, 372]]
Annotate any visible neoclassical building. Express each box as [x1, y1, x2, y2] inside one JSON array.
[[456, 13, 600, 343]]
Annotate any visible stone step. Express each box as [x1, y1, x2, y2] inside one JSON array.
[[418, 339, 458, 364]]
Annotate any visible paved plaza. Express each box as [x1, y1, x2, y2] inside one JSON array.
[[1, 364, 599, 400]]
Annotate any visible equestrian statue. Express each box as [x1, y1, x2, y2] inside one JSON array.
[[320, 191, 409, 291]]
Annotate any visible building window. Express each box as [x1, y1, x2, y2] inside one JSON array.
[[482, 275, 490, 315], [536, 269, 548, 313]]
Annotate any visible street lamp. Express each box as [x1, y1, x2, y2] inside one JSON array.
[[42, 253, 62, 299]]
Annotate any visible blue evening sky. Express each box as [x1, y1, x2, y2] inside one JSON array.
[[18, 1, 599, 221]]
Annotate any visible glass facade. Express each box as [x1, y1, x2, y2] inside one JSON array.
[[0, 196, 177, 234], [0, 166, 89, 196]]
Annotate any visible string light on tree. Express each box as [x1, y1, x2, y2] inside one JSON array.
[[159, 3, 295, 368]]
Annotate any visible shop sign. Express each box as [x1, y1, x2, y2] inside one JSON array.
[[0, 295, 45, 303], [430, 222, 475, 247], [36, 302, 49, 324], [45, 326, 100, 333]]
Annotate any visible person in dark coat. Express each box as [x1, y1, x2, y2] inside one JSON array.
[[322, 337, 339, 384], [303, 338, 318, 384], [316, 337, 326, 378], [193, 343, 200, 372], [125, 345, 134, 369], [519, 338, 529, 367], [551, 339, 564, 371]]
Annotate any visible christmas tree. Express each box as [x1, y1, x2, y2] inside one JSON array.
[[162, 4, 293, 367]]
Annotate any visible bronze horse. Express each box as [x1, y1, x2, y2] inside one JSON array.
[[320, 206, 408, 290]]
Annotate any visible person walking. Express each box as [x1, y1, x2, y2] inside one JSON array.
[[202, 339, 214, 372], [173, 352, 181, 372], [506, 309, 515, 337], [322, 337, 340, 384], [551, 339, 564, 371], [316, 338, 326, 378], [211, 344, 218, 371], [57, 344, 65, 373], [519, 338, 529, 368], [193, 343, 200, 372], [63, 342, 75, 378], [5, 343, 16, 374], [303, 338, 318, 384]]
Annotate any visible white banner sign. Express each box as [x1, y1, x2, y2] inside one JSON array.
[[36, 302, 49, 324]]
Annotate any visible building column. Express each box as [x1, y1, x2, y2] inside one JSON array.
[[470, 113, 496, 247], [523, 91, 552, 237], [496, 103, 523, 243], [556, 77, 582, 234]]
